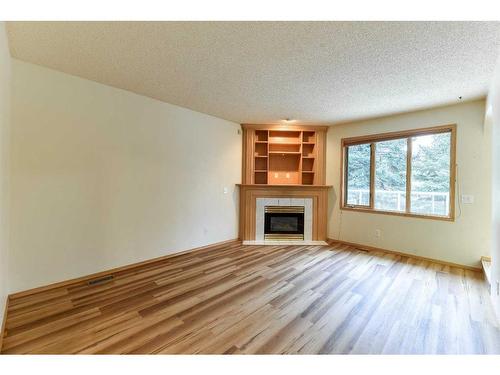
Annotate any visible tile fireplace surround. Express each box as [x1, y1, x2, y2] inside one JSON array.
[[255, 197, 312, 241], [243, 197, 327, 245]]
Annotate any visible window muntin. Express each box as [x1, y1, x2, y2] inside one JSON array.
[[342, 125, 455, 220]]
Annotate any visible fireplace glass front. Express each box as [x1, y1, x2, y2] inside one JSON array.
[[264, 206, 304, 240]]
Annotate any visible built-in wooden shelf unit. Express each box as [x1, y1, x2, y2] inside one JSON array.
[[242, 124, 328, 186]]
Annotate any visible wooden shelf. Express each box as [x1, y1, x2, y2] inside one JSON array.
[[269, 143, 301, 153], [303, 131, 316, 143], [302, 143, 315, 158], [243, 124, 327, 186], [268, 140, 301, 145], [254, 157, 267, 171], [255, 130, 269, 142], [302, 157, 314, 173], [302, 173, 314, 185], [269, 130, 301, 145], [254, 171, 267, 184], [255, 142, 267, 156]]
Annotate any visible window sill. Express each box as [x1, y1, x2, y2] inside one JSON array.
[[340, 206, 454, 222]]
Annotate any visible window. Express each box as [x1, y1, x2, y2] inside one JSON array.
[[374, 138, 407, 212], [345, 143, 371, 206], [341, 125, 456, 220], [410, 132, 451, 216]]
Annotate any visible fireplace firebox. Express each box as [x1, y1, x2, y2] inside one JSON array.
[[264, 206, 305, 240]]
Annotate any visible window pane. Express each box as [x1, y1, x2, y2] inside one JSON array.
[[374, 139, 407, 212], [346, 143, 371, 206], [410, 132, 451, 216]]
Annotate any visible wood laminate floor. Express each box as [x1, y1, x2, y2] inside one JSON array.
[[1, 242, 499, 354]]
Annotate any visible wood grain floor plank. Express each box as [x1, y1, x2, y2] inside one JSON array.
[[2, 242, 498, 354]]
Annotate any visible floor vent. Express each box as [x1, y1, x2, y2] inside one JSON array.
[[355, 247, 370, 252], [87, 275, 114, 286]]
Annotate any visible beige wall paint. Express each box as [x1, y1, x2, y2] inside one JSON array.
[[0, 23, 11, 324], [326, 100, 490, 267], [9, 59, 241, 293], [487, 60, 500, 318]]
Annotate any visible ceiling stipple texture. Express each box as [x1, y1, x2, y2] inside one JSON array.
[[7, 21, 500, 124]]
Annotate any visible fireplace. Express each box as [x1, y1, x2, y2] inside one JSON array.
[[264, 206, 305, 240]]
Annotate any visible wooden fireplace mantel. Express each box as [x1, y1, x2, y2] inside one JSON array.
[[237, 184, 332, 241], [237, 184, 332, 188]]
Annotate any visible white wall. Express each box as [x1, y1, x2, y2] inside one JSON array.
[[0, 23, 10, 325], [9, 59, 241, 293], [326, 100, 490, 268], [487, 60, 500, 318]]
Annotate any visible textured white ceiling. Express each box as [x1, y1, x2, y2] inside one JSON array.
[[6, 21, 500, 124]]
